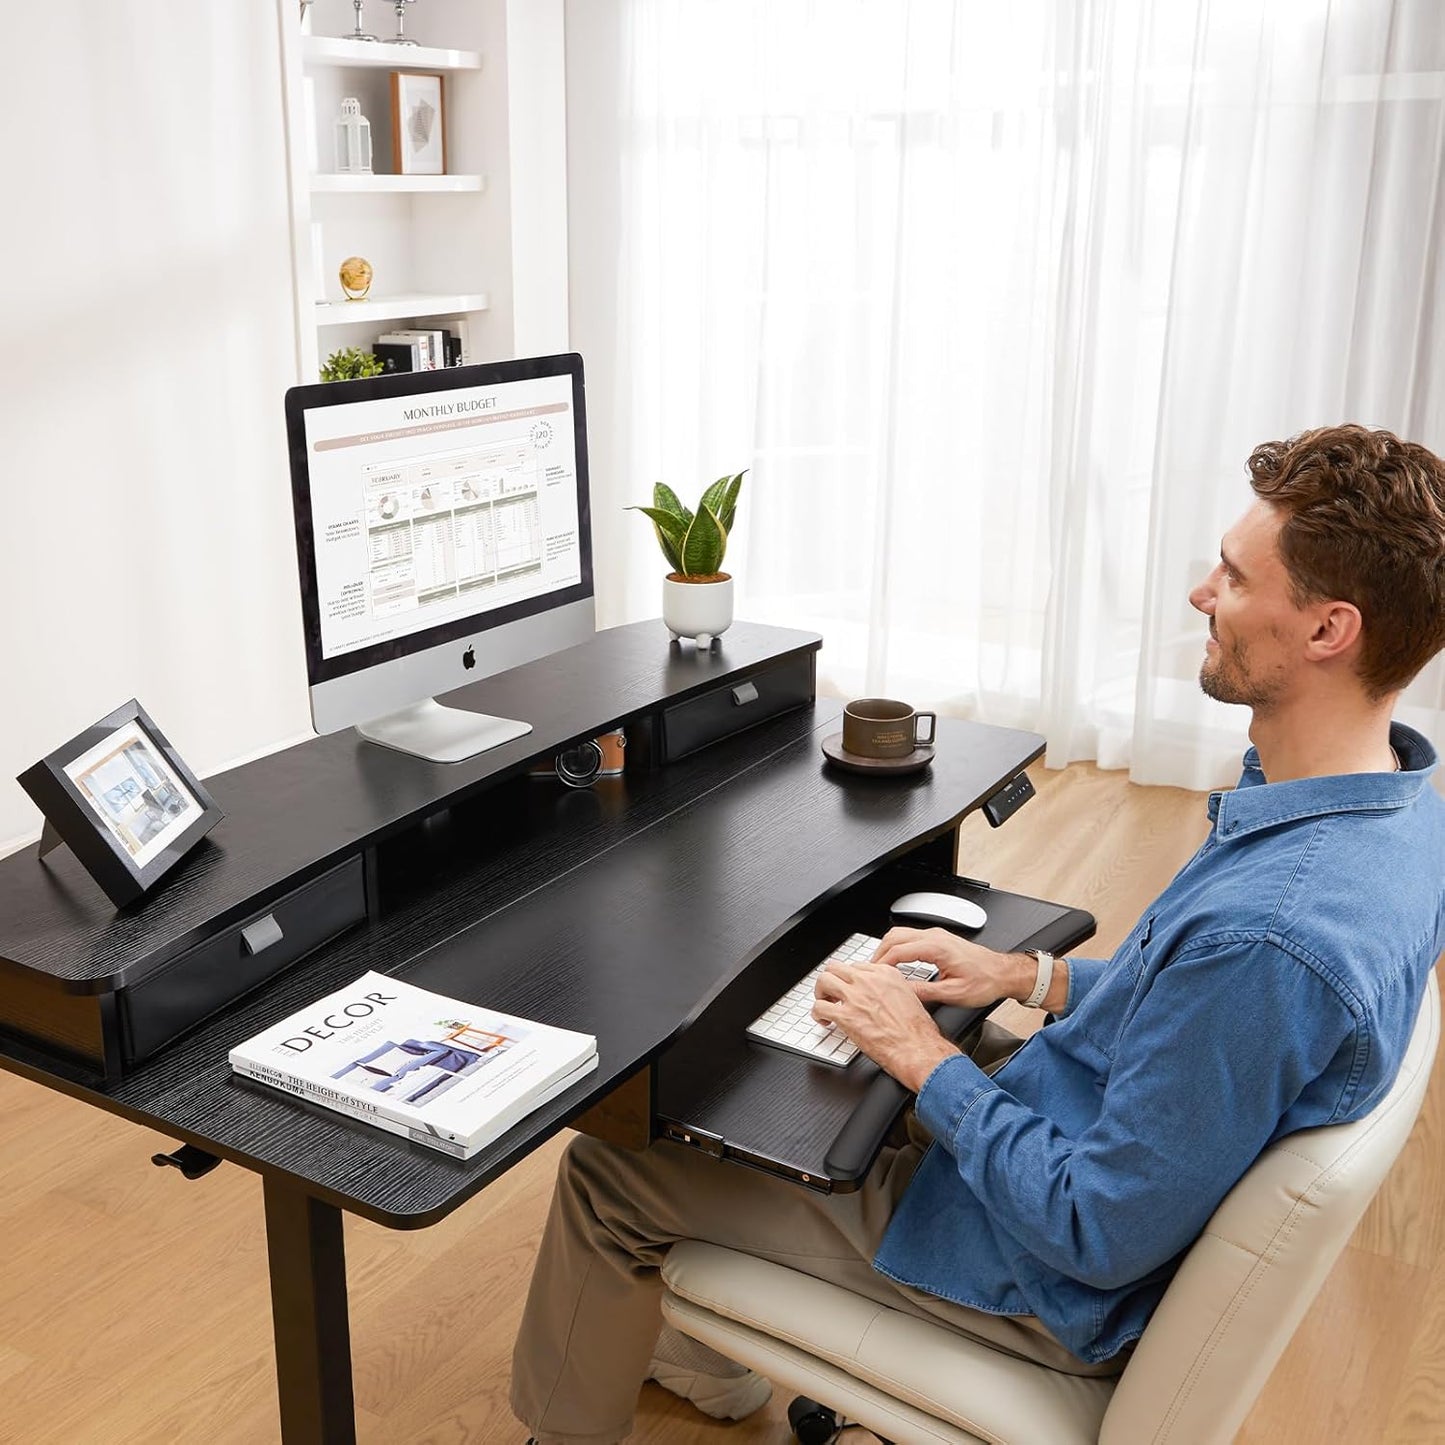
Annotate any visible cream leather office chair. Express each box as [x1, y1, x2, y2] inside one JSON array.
[[661, 971, 1439, 1444]]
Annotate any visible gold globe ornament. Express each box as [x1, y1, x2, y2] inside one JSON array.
[[339, 256, 374, 301]]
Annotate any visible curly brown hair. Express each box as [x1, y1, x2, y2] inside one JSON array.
[[1247, 424, 1445, 699]]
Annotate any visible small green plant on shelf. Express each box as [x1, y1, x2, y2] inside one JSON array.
[[628, 471, 746, 580], [319, 346, 384, 382]]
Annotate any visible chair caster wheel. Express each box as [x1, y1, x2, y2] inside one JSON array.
[[788, 1396, 840, 1444]]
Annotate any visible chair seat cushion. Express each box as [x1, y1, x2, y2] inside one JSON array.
[[662, 1242, 1113, 1443]]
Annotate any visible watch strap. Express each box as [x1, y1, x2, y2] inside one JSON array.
[[1022, 948, 1055, 1009]]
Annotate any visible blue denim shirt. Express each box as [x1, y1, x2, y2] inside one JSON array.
[[874, 723, 1445, 1364]]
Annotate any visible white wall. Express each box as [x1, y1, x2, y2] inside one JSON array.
[[0, 3, 575, 857], [508, 0, 571, 356], [0, 6, 311, 850], [563, 1, 637, 628]]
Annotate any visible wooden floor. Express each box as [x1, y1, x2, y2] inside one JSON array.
[[2, 762, 1441, 1443]]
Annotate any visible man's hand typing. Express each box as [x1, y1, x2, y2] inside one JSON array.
[[813, 928, 1072, 1089], [870, 927, 1068, 1013], [810, 961, 959, 1092]]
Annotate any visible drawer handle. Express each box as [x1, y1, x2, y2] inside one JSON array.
[[241, 914, 285, 957], [731, 682, 760, 706]]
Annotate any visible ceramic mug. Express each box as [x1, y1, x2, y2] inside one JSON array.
[[842, 698, 937, 759]]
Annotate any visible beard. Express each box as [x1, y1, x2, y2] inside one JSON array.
[[1198, 629, 1286, 710]]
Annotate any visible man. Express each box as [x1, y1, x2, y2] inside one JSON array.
[[511, 424, 1445, 1444]]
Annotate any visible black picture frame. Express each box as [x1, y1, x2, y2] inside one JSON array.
[[16, 699, 223, 909]]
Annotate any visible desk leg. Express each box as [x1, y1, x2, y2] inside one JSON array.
[[913, 824, 961, 874], [263, 1178, 356, 1445]]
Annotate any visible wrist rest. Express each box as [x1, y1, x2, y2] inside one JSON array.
[[819, 908, 1092, 1183], [823, 1003, 989, 1180]]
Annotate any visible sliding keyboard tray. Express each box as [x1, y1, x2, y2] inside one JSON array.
[[654, 866, 1095, 1192]]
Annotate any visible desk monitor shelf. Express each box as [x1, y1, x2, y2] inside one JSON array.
[[0, 622, 820, 1078]]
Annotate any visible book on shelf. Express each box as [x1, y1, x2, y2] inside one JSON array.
[[229, 970, 598, 1159], [375, 330, 432, 371], [390, 326, 446, 369], [433, 314, 473, 366], [374, 321, 471, 373], [374, 336, 424, 373]]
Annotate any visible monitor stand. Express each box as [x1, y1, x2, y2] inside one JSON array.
[[355, 699, 533, 764]]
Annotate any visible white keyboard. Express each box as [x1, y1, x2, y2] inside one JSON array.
[[745, 933, 939, 1067]]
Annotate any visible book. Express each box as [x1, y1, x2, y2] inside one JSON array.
[[229, 970, 598, 1159], [434, 314, 473, 366], [376, 331, 426, 371], [390, 327, 444, 369], [373, 341, 416, 374]]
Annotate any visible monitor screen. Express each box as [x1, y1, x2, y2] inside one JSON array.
[[284, 354, 595, 760]]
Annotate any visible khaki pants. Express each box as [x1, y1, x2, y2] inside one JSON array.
[[511, 1026, 1125, 1444]]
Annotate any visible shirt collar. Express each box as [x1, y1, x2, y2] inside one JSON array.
[[1206, 722, 1439, 839]]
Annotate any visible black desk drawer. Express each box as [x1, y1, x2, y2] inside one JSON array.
[[119, 856, 367, 1065], [662, 654, 814, 761]]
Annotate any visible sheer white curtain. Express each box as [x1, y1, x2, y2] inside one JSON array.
[[591, 0, 1445, 790]]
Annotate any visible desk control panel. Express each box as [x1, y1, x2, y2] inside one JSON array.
[[982, 770, 1036, 827]]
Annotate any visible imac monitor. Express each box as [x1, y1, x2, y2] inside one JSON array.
[[284, 353, 595, 762]]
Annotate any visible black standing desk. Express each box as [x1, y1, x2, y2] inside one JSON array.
[[0, 621, 1070, 1444]]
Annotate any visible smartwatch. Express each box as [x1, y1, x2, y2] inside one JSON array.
[[1021, 948, 1055, 1009]]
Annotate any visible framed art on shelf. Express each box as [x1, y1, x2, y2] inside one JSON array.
[[17, 698, 223, 909], [391, 70, 446, 176]]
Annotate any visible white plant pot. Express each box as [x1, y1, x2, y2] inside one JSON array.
[[663, 574, 734, 648]]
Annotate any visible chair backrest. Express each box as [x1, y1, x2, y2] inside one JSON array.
[[1101, 970, 1440, 1445]]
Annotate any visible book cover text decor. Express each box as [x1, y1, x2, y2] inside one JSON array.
[[229, 970, 597, 1159]]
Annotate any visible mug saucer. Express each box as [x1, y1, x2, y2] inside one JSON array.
[[821, 732, 935, 776]]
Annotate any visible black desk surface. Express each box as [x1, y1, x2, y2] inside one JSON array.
[[0, 709, 1043, 1229]]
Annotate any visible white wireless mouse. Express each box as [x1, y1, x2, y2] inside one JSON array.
[[890, 891, 988, 931]]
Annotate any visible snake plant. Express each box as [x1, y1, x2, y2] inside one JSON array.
[[629, 471, 746, 579]]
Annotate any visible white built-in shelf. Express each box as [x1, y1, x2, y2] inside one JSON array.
[[310, 173, 487, 194], [302, 35, 482, 71], [315, 292, 491, 325]]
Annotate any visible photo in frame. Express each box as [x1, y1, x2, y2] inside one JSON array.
[[17, 699, 223, 909], [390, 70, 446, 176]]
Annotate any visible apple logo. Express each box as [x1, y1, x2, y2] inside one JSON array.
[[462, 646, 476, 670]]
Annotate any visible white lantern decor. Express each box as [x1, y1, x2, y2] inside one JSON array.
[[335, 97, 373, 175]]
